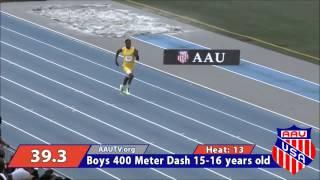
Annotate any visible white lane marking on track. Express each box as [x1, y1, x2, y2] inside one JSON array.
[[3, 120, 50, 144], [214, 66, 319, 103], [241, 59, 319, 86], [164, 34, 320, 86], [0, 26, 279, 138], [1, 57, 289, 179], [132, 35, 319, 103], [131, 36, 166, 49], [130, 36, 166, 49], [2, 119, 120, 180], [1, 78, 226, 180], [1, 11, 315, 132]]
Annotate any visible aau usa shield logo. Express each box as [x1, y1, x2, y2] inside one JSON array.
[[177, 51, 189, 64], [272, 125, 316, 175]]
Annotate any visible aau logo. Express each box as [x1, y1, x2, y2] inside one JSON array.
[[272, 125, 316, 175], [177, 51, 189, 64]]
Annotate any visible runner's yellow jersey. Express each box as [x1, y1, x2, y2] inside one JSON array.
[[122, 47, 136, 67]]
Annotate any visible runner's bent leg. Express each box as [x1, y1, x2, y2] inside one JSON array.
[[128, 73, 134, 85], [123, 76, 129, 85]]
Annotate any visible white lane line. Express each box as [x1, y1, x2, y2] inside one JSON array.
[[1, 11, 315, 131], [215, 66, 319, 103], [3, 25, 318, 154], [165, 34, 320, 86], [258, 168, 286, 180], [132, 35, 319, 103], [1, 96, 175, 180], [130, 36, 166, 48], [131, 36, 166, 49], [3, 120, 50, 144], [241, 59, 320, 86], [2, 119, 120, 180], [1, 57, 286, 179]]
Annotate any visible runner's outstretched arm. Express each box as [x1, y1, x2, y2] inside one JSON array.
[[115, 49, 122, 66], [135, 49, 139, 61]]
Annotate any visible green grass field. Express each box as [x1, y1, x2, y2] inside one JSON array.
[[123, 0, 319, 64]]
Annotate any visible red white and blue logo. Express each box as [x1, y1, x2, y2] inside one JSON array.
[[177, 51, 189, 64], [272, 125, 316, 175]]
